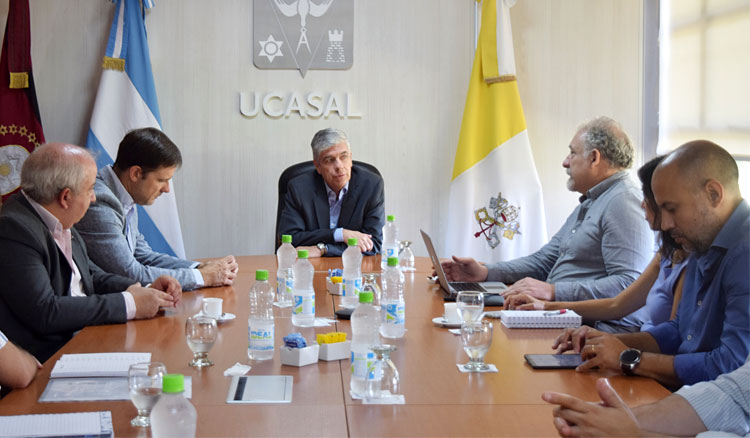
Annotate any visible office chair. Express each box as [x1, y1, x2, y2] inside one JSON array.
[[275, 160, 381, 249]]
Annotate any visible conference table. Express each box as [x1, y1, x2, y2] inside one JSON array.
[[0, 255, 670, 437]]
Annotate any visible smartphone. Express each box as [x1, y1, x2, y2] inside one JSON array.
[[524, 354, 582, 369]]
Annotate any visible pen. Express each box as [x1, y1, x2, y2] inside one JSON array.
[[544, 309, 567, 316]]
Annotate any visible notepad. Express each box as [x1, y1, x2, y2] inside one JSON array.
[[499, 310, 581, 328], [0, 411, 113, 437], [49, 352, 151, 378]]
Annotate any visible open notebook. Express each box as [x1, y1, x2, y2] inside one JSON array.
[[499, 310, 582, 328]]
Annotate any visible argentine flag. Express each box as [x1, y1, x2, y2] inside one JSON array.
[[86, 0, 186, 258], [445, 0, 546, 262]]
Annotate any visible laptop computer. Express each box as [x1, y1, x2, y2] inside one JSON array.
[[420, 229, 506, 306]]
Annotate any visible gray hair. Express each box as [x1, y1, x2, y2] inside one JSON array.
[[21, 143, 95, 204], [578, 116, 634, 169], [311, 128, 349, 160]]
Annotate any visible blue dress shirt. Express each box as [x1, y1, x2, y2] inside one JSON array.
[[645, 199, 750, 385], [325, 182, 349, 243]]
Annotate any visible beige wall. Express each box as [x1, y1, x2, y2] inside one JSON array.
[[0, 0, 644, 259]]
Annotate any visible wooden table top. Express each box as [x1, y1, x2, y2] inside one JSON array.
[[0, 255, 669, 437]]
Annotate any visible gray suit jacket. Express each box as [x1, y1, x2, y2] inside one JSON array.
[[76, 167, 199, 289], [0, 194, 133, 363]]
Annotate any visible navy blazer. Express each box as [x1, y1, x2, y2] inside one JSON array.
[[0, 194, 134, 362], [278, 167, 385, 257]]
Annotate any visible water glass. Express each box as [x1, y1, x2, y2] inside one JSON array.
[[460, 321, 493, 371], [456, 291, 484, 322], [398, 241, 415, 272], [186, 315, 218, 367], [365, 345, 400, 400], [362, 273, 382, 305], [128, 362, 166, 427]]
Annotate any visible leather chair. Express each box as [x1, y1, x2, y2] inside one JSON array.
[[275, 160, 381, 249]]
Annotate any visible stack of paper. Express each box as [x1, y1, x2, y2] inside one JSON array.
[[0, 411, 113, 437], [49, 352, 151, 378], [499, 310, 582, 328]]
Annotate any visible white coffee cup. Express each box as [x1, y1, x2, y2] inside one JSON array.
[[444, 302, 461, 323], [202, 297, 223, 319]]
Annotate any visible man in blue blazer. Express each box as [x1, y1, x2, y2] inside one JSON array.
[[0, 143, 180, 363], [279, 128, 385, 257], [76, 128, 238, 290]]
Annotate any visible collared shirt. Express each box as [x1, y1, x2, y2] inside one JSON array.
[[645, 200, 750, 385], [22, 191, 137, 319], [486, 171, 653, 330], [675, 355, 750, 436], [325, 181, 349, 243], [104, 166, 203, 286], [0, 329, 7, 351]]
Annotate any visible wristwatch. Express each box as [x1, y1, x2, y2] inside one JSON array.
[[316, 242, 328, 256], [619, 348, 642, 375]]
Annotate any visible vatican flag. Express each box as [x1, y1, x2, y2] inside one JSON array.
[[445, 0, 547, 262]]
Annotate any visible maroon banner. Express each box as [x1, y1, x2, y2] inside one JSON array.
[[0, 0, 45, 202]]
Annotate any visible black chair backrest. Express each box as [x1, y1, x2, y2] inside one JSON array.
[[275, 160, 381, 249]]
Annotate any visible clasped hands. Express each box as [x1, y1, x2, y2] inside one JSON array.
[[553, 326, 629, 373], [128, 275, 183, 319]]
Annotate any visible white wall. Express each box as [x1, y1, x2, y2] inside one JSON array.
[[0, 0, 644, 260]]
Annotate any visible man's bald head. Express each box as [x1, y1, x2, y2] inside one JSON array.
[[659, 140, 740, 196], [21, 143, 97, 205]]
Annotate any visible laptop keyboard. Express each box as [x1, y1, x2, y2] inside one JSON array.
[[450, 282, 485, 292]]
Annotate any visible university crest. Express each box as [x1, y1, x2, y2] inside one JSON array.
[[474, 192, 521, 249]]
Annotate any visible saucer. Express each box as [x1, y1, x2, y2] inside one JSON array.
[[196, 311, 236, 323], [432, 317, 462, 328]]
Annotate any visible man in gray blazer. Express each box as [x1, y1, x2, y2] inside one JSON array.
[[77, 128, 238, 290], [0, 143, 179, 362]]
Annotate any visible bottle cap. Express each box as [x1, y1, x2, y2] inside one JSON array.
[[387, 214, 395, 222], [162, 374, 185, 393], [347, 238, 358, 246], [387, 256, 399, 267], [298, 249, 309, 259], [281, 235, 292, 244], [359, 291, 374, 303], [256, 269, 269, 281]]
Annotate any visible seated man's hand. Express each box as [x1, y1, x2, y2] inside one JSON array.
[[342, 229, 373, 252], [552, 326, 597, 354], [151, 275, 182, 305], [198, 255, 238, 286], [504, 293, 546, 310], [128, 284, 175, 319], [440, 256, 488, 282], [502, 277, 555, 301], [577, 331, 629, 373], [542, 378, 642, 437]]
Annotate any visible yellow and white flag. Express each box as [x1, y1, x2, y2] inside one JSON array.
[[445, 0, 547, 262]]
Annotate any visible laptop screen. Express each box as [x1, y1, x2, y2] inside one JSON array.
[[420, 229, 453, 294]]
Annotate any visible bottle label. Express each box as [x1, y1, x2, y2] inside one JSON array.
[[382, 302, 405, 325], [342, 278, 362, 298], [351, 350, 375, 379], [248, 325, 274, 351], [276, 276, 294, 301], [292, 291, 315, 316]]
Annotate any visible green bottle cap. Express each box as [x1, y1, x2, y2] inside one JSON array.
[[358, 291, 374, 303], [387, 256, 399, 267], [347, 238, 358, 246], [281, 235, 292, 244], [298, 249, 309, 259], [162, 374, 184, 393], [387, 215, 395, 222], [256, 269, 269, 281]]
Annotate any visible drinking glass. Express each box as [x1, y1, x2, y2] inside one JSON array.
[[456, 291, 484, 322], [460, 321, 493, 371], [365, 345, 399, 400], [128, 362, 166, 427], [186, 315, 218, 367], [398, 241, 415, 272], [361, 273, 382, 305]]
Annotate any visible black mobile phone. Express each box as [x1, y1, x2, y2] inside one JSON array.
[[524, 354, 582, 369]]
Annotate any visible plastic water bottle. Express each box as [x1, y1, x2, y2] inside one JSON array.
[[276, 234, 296, 305], [381, 215, 398, 270], [292, 249, 315, 327], [248, 269, 275, 361], [380, 256, 405, 338], [350, 291, 380, 398], [342, 238, 362, 308], [150, 374, 196, 438]]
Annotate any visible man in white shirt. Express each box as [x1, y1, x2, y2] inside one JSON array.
[[0, 143, 181, 362]]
